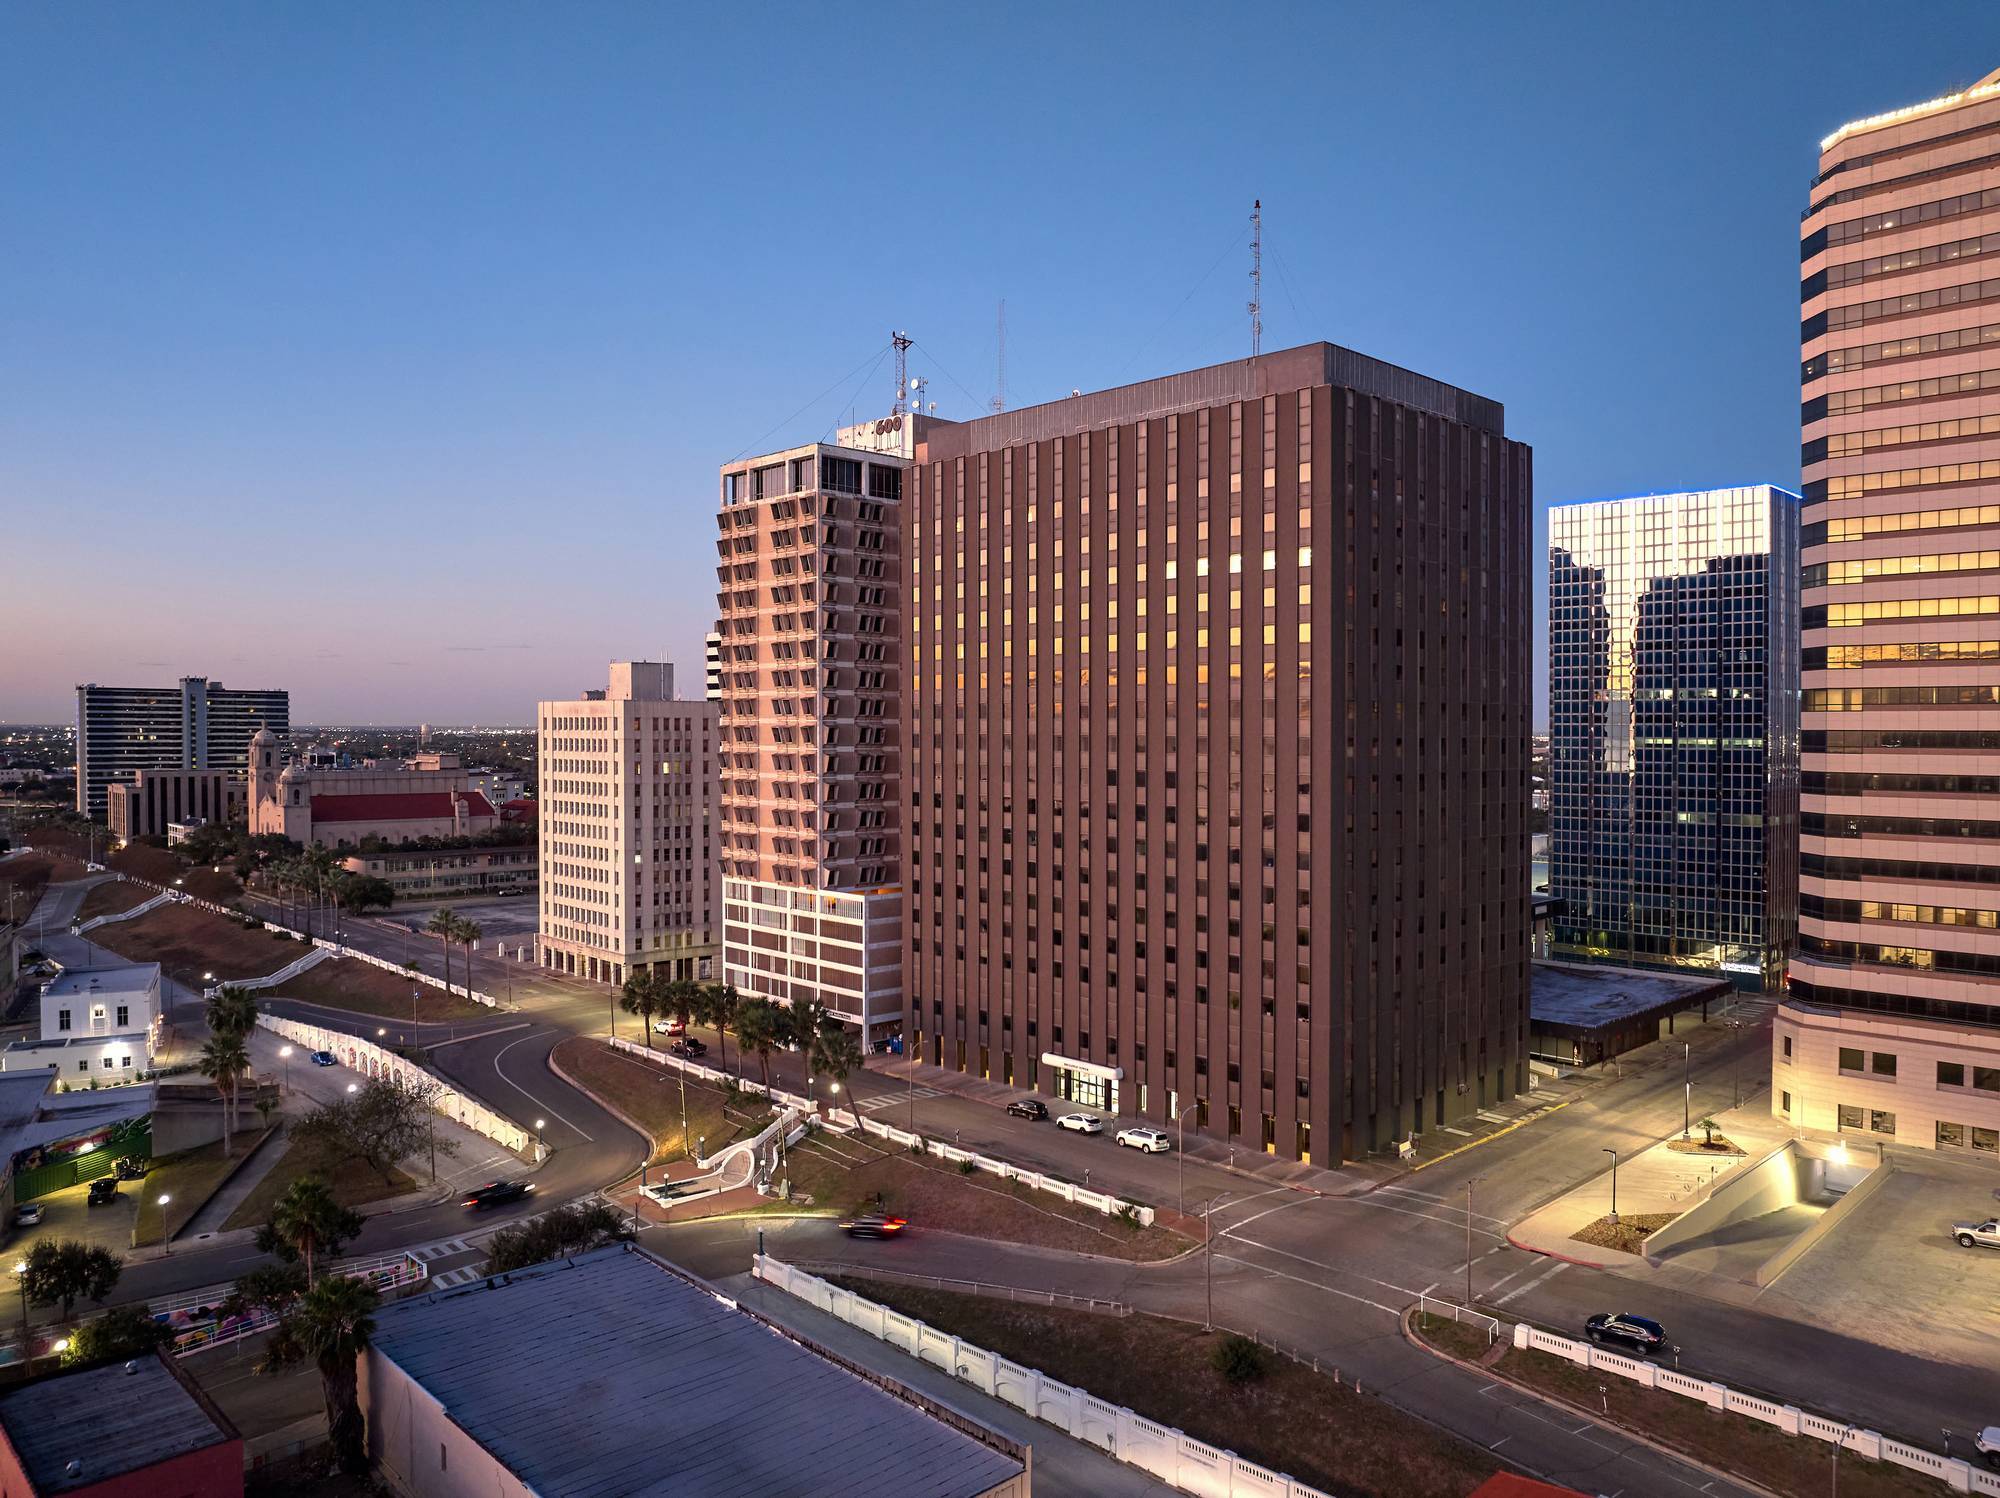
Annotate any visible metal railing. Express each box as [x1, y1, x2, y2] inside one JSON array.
[[1416, 1291, 1501, 1345], [784, 1259, 1130, 1316]]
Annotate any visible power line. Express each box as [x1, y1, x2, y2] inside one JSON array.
[[729, 340, 892, 463], [909, 340, 985, 416], [1115, 223, 1250, 384]]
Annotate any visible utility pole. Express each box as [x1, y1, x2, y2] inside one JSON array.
[[1683, 1041, 1692, 1140], [1248, 199, 1263, 358], [989, 300, 1007, 414]]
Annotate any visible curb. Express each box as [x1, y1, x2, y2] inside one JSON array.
[[1400, 1307, 1787, 1498], [545, 1042, 662, 1158], [1502, 1228, 1619, 1269]]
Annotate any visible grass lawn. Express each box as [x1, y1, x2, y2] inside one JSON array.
[[553, 1038, 750, 1165], [836, 1279, 1495, 1498], [76, 880, 152, 923], [766, 1132, 1191, 1262], [90, 903, 306, 989], [268, 957, 491, 1024], [222, 1135, 419, 1231], [1413, 1321, 1943, 1498], [0, 852, 89, 914], [108, 842, 241, 902], [135, 1127, 276, 1245]]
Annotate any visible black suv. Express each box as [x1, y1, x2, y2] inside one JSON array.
[[1006, 1098, 1049, 1121], [462, 1180, 535, 1210], [841, 1212, 908, 1239], [669, 1038, 707, 1059], [1585, 1312, 1668, 1355], [86, 1178, 119, 1206]]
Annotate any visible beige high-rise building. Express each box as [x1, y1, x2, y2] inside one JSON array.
[[1788, 67, 2000, 1159], [714, 415, 925, 1039], [535, 662, 719, 986]]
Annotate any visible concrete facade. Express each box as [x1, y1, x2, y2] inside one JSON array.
[[535, 662, 719, 986], [339, 844, 536, 900], [106, 768, 242, 843], [904, 344, 1533, 1163], [1790, 64, 2000, 1141], [246, 728, 499, 848], [715, 419, 923, 1036]]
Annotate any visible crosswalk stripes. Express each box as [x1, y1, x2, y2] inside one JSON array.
[[410, 1238, 470, 1262], [855, 1089, 937, 1113]]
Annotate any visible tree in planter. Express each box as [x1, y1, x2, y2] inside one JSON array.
[[619, 968, 665, 1047], [734, 996, 784, 1094], [1698, 1115, 1720, 1148], [263, 1272, 379, 1475], [198, 1032, 251, 1157], [62, 1305, 175, 1369], [290, 1075, 457, 1187], [22, 1239, 120, 1324], [254, 1175, 365, 1287]]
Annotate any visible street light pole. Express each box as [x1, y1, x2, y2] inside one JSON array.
[[1175, 1102, 1199, 1220], [1683, 1041, 1692, 1140], [12, 1262, 27, 1342], [1603, 1147, 1620, 1224], [1464, 1177, 1480, 1307], [1203, 1193, 1236, 1331]]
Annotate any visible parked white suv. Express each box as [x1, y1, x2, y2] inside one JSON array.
[[1975, 1426, 2000, 1469], [1116, 1126, 1172, 1153], [1057, 1113, 1103, 1135], [1952, 1218, 2000, 1250]]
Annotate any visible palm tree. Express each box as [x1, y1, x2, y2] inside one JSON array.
[[701, 982, 740, 1080], [426, 908, 459, 998], [299, 844, 339, 938], [620, 969, 663, 1047], [254, 1175, 365, 1287], [735, 996, 783, 1093], [665, 978, 700, 1035], [204, 984, 257, 1040], [455, 915, 482, 999], [265, 1272, 379, 1475], [802, 1005, 863, 1091], [199, 1033, 250, 1155]]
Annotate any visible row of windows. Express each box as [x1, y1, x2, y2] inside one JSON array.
[[1815, 365, 2000, 420], [1804, 550, 2000, 586], [1803, 850, 2000, 886], [1806, 501, 2000, 545], [1806, 809, 2000, 839], [1805, 685, 2000, 711], [1806, 639, 2000, 668], [1818, 412, 2000, 462], [1825, 458, 2000, 501], [1798, 934, 2000, 977], [1804, 727, 2000, 752], [1807, 229, 2000, 298], [1809, 318, 2000, 380], [1804, 770, 2000, 796], [1788, 975, 2000, 1031], [1807, 595, 2000, 627], [1804, 895, 2000, 929], [1811, 272, 2000, 338], [1811, 182, 2000, 253]]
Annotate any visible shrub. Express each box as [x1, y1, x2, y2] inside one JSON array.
[[958, 1159, 977, 1175], [1211, 1334, 1269, 1385]]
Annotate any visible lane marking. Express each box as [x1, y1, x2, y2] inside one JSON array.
[[1440, 1126, 1473, 1136], [1494, 1260, 1568, 1307], [1217, 1193, 1315, 1237], [1419, 1281, 1439, 1298], [1374, 1184, 1510, 1225], [1213, 1254, 1402, 1317], [1219, 1234, 1423, 1300], [1336, 1195, 1509, 1238], [490, 1029, 595, 1142], [1409, 1097, 1577, 1173], [1481, 1262, 1535, 1297]]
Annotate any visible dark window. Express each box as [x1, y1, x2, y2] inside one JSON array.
[[1870, 1052, 1897, 1077], [1939, 1061, 1966, 1087], [1838, 1047, 1864, 1072]]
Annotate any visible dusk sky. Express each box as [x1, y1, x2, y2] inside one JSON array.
[[4, 3, 1996, 725]]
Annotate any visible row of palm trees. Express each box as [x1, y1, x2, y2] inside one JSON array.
[[617, 972, 863, 1093], [425, 907, 483, 1000]]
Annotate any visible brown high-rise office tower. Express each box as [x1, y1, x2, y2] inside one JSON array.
[[1786, 67, 2000, 1159], [904, 343, 1532, 1164]]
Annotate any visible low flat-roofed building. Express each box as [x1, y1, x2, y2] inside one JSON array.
[[0, 1349, 241, 1497], [359, 1243, 1029, 1498], [339, 844, 536, 902], [32, 965, 160, 1067], [1531, 960, 1732, 1067]]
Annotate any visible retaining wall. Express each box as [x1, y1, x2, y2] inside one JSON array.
[[757, 1255, 1333, 1498]]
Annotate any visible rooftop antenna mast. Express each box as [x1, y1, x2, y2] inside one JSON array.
[[990, 300, 1007, 413], [1248, 199, 1263, 358], [891, 331, 913, 416]]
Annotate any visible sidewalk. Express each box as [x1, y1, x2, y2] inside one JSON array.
[[1507, 1100, 1794, 1269]]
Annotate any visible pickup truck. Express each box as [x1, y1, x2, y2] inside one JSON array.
[[1952, 1218, 2000, 1250]]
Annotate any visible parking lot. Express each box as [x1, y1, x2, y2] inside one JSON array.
[[373, 896, 538, 957], [8, 1174, 139, 1258], [1761, 1149, 2000, 1368]]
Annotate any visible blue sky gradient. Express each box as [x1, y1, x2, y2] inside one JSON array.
[[3, 3, 1996, 722]]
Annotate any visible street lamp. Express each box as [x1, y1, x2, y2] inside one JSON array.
[[279, 1044, 292, 1092], [1464, 1176, 1482, 1308], [346, 1082, 359, 1095], [1682, 1041, 1692, 1140], [11, 1261, 27, 1340], [1833, 1426, 1855, 1498], [1603, 1147, 1620, 1225], [1202, 1192, 1238, 1331], [535, 1118, 546, 1161], [157, 1194, 172, 1256]]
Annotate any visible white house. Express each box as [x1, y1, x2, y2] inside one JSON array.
[[2, 964, 163, 1087]]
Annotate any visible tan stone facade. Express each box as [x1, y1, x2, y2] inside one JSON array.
[[106, 769, 242, 842], [535, 662, 719, 986]]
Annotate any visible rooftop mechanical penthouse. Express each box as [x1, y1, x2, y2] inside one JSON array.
[[904, 342, 1532, 1164]]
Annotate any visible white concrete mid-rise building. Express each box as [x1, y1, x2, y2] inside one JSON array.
[[535, 662, 719, 986], [1, 963, 162, 1085], [714, 415, 924, 1041]]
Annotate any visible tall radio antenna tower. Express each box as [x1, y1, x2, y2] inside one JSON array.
[[990, 300, 1007, 413], [892, 330, 913, 416], [1248, 199, 1263, 358]]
